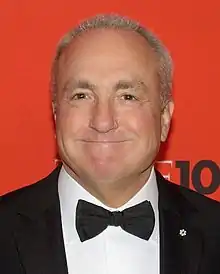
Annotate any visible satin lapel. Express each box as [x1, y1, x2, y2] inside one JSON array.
[[156, 171, 203, 274], [159, 208, 182, 274], [180, 223, 203, 274], [14, 203, 68, 274], [13, 165, 68, 274]]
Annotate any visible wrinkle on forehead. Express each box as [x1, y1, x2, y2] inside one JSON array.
[[62, 78, 149, 93]]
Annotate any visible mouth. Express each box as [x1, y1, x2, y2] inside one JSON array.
[[80, 140, 129, 144]]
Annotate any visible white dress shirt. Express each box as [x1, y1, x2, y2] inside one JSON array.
[[58, 166, 160, 274]]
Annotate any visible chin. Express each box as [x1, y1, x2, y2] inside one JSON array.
[[81, 159, 126, 182]]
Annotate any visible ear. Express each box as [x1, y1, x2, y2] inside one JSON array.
[[160, 101, 174, 142], [52, 102, 56, 121]]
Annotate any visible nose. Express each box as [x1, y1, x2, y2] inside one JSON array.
[[89, 101, 118, 133]]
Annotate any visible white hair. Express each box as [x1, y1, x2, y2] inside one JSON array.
[[51, 13, 173, 108]]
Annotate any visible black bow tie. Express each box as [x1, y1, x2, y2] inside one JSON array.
[[76, 199, 155, 242]]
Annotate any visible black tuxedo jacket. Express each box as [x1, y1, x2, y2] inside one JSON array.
[[1, 166, 220, 274]]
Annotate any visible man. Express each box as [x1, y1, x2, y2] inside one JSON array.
[[0, 14, 220, 274]]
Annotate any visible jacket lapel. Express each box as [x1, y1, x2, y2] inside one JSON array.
[[156, 171, 203, 274], [13, 166, 68, 274], [159, 207, 182, 274]]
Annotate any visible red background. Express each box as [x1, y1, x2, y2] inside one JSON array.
[[0, 0, 219, 200]]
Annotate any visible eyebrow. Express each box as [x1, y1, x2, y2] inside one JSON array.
[[114, 80, 148, 91], [62, 79, 96, 92]]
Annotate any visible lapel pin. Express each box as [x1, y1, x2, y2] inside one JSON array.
[[179, 229, 187, 237]]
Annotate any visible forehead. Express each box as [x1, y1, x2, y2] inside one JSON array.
[[57, 28, 158, 85]]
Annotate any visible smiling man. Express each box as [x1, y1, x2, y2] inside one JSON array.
[[54, 24, 172, 208], [1, 14, 220, 274]]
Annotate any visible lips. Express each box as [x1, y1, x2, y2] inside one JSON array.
[[81, 140, 127, 143]]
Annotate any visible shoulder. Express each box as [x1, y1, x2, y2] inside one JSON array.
[[173, 180, 219, 211], [0, 166, 61, 215], [156, 170, 220, 213]]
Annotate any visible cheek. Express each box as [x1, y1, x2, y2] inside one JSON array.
[[120, 107, 161, 139], [56, 104, 89, 137]]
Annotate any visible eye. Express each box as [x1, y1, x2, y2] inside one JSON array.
[[121, 94, 137, 101], [71, 92, 88, 100]]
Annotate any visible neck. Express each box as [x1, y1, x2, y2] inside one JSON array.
[[63, 164, 153, 208]]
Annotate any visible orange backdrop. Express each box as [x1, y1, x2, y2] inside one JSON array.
[[0, 0, 219, 200]]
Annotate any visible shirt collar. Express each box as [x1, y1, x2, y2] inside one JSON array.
[[58, 165, 159, 244]]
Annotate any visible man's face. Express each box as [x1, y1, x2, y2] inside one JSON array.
[[55, 29, 173, 184]]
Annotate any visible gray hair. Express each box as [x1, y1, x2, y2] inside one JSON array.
[[51, 14, 173, 108]]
